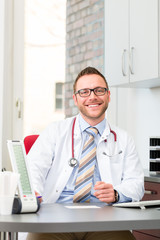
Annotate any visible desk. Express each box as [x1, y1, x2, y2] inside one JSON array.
[[0, 203, 160, 239]]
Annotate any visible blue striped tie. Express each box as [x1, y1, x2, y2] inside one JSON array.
[[73, 127, 98, 203]]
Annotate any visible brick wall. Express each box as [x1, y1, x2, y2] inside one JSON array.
[[65, 0, 104, 117]]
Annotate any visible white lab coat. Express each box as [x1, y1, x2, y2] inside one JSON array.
[[27, 114, 144, 203]]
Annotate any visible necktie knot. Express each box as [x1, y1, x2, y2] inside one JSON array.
[[86, 127, 98, 138]]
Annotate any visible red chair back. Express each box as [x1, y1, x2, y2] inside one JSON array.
[[24, 135, 39, 154]]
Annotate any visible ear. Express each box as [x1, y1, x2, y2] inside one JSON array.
[[73, 94, 78, 106], [108, 90, 111, 102]]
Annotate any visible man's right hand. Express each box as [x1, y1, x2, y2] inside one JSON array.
[[35, 191, 43, 203]]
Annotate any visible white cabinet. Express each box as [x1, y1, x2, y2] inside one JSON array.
[[105, 0, 159, 88]]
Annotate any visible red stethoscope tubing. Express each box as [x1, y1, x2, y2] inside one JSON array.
[[71, 117, 117, 159]]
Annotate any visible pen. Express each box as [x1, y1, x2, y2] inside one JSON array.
[[36, 196, 42, 199]]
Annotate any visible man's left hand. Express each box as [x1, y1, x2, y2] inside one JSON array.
[[94, 181, 115, 203]]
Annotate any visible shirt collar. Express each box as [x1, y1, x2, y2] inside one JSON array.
[[79, 114, 106, 136]]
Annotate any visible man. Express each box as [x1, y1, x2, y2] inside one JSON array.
[[27, 67, 144, 240]]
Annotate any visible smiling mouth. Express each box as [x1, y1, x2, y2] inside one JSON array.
[[87, 103, 101, 108]]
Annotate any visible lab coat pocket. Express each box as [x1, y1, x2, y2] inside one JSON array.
[[108, 155, 120, 164], [102, 152, 120, 163], [109, 151, 124, 164]]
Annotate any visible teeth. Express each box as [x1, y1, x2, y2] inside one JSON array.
[[88, 104, 99, 108]]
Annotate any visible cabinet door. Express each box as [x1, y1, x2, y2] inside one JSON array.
[[143, 181, 160, 201], [133, 230, 160, 240], [105, 0, 129, 86], [133, 181, 160, 239], [130, 0, 158, 82]]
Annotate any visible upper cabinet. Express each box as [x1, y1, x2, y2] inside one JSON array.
[[105, 0, 159, 88]]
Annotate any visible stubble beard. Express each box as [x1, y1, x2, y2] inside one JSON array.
[[79, 102, 108, 122]]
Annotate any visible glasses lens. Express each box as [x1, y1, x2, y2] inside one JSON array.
[[94, 87, 106, 96], [79, 89, 90, 97]]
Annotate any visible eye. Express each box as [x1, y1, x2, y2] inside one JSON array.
[[80, 89, 89, 95], [96, 88, 104, 93]]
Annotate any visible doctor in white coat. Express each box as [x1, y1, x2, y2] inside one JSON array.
[[27, 67, 144, 240]]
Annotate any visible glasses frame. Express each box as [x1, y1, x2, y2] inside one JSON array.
[[75, 87, 109, 98]]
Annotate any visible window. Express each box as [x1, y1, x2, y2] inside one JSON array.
[[55, 82, 64, 111], [23, 0, 66, 134]]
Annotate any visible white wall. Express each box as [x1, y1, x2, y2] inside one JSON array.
[[0, 0, 5, 170], [107, 87, 160, 170], [0, 0, 14, 170]]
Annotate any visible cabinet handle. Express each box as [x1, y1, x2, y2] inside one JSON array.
[[129, 47, 134, 74], [16, 98, 22, 119], [145, 190, 157, 195], [122, 49, 127, 76]]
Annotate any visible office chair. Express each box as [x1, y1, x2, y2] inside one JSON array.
[[24, 135, 39, 154]]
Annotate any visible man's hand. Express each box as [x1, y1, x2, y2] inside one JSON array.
[[35, 191, 43, 203], [94, 181, 115, 203]]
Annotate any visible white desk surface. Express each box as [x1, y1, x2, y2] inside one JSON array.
[[0, 203, 160, 233]]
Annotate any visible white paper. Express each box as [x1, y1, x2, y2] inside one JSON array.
[[65, 205, 101, 209]]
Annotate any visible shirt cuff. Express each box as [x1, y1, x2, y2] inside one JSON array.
[[117, 191, 132, 203]]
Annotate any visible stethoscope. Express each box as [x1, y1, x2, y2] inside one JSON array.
[[68, 117, 122, 167]]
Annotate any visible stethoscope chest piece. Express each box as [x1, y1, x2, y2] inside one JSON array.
[[69, 158, 78, 167]]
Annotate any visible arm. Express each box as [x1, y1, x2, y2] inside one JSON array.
[[115, 134, 144, 201], [27, 122, 57, 196], [95, 128, 144, 203]]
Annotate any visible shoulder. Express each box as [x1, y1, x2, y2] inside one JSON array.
[[40, 116, 76, 137], [109, 124, 134, 144], [111, 125, 128, 136]]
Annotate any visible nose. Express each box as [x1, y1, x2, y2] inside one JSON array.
[[89, 90, 97, 98]]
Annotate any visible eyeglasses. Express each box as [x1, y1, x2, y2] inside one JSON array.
[[75, 87, 109, 97]]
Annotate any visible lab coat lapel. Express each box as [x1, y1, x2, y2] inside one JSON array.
[[73, 116, 82, 160], [97, 121, 113, 184], [98, 154, 113, 184]]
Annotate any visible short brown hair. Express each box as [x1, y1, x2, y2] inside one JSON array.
[[73, 66, 108, 93]]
